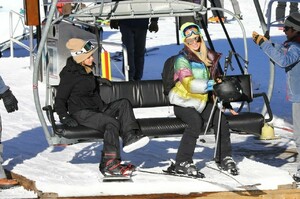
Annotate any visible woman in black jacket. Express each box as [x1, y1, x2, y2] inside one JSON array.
[[55, 38, 149, 177]]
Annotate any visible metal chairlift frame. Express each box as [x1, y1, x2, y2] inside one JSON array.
[[33, 0, 248, 146]]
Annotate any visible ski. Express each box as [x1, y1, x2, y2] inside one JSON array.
[[102, 175, 132, 182], [205, 162, 263, 189], [137, 168, 205, 180], [206, 162, 239, 177], [206, 162, 241, 183], [137, 160, 205, 180], [163, 169, 205, 179]]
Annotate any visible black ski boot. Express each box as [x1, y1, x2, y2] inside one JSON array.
[[173, 161, 205, 178], [99, 151, 135, 177], [218, 156, 239, 176], [123, 131, 150, 153]]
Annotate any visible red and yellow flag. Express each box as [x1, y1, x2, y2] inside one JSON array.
[[101, 51, 112, 80]]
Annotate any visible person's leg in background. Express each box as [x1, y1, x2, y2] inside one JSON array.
[[120, 24, 136, 81], [276, 2, 287, 23], [132, 27, 147, 81], [230, 0, 242, 19], [289, 3, 299, 15]]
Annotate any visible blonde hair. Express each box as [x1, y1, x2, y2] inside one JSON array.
[[80, 60, 93, 74], [184, 36, 212, 67]]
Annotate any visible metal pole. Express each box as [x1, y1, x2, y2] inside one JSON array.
[[9, 11, 14, 58], [33, 0, 59, 146], [29, 26, 34, 70], [214, 101, 223, 159], [175, 17, 180, 45]]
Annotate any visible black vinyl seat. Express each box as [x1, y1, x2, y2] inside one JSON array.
[[43, 79, 272, 141], [219, 75, 273, 136]]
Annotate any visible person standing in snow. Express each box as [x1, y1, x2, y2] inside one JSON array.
[[167, 22, 238, 177], [109, 0, 159, 81], [55, 38, 150, 177], [252, 12, 300, 182], [0, 76, 18, 188]]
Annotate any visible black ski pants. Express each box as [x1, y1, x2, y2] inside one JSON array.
[[174, 101, 232, 164], [120, 24, 147, 81], [72, 98, 140, 158]]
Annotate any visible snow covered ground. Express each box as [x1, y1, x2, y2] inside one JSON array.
[[0, 0, 299, 198]]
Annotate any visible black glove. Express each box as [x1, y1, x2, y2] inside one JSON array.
[[148, 21, 159, 33], [60, 116, 78, 127], [110, 20, 119, 29], [0, 89, 18, 113], [97, 77, 112, 86], [252, 31, 268, 46]]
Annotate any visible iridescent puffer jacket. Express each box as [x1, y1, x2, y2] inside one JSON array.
[[168, 46, 221, 113]]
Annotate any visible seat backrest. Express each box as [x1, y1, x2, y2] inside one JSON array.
[[233, 74, 253, 103], [220, 74, 253, 103], [100, 80, 170, 108]]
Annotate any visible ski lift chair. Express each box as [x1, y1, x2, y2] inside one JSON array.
[[42, 76, 272, 147], [42, 85, 106, 145], [223, 75, 273, 136], [213, 53, 273, 136]]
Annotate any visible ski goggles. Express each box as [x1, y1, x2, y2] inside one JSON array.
[[183, 25, 201, 38], [71, 40, 96, 56], [186, 35, 201, 45]]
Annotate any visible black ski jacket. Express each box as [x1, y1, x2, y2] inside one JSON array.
[[55, 57, 104, 119]]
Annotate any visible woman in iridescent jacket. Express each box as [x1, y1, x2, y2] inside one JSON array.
[[167, 22, 238, 177]]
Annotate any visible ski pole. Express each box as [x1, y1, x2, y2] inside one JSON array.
[[200, 99, 217, 143], [214, 99, 223, 160]]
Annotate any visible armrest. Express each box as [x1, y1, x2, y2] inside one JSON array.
[[253, 92, 273, 123], [42, 105, 63, 134]]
